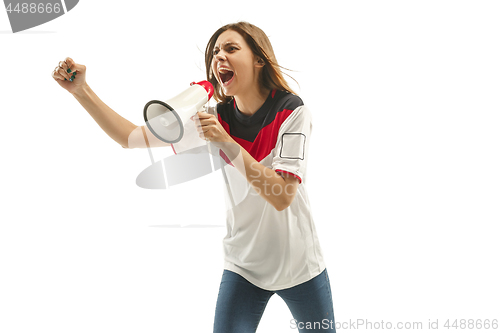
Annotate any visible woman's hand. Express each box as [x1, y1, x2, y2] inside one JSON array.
[[193, 111, 298, 210], [193, 111, 233, 144], [51, 57, 87, 95]]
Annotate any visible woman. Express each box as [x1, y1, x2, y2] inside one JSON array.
[[52, 21, 336, 333]]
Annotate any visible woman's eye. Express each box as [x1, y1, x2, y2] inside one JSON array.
[[213, 46, 237, 56]]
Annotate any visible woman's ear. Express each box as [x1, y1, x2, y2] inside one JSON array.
[[255, 57, 265, 68]]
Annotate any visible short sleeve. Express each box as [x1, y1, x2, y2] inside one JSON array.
[[272, 105, 312, 184], [171, 105, 217, 154]]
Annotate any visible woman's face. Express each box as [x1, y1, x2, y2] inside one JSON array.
[[211, 29, 263, 97]]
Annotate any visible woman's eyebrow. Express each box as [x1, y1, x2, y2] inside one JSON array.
[[215, 41, 240, 48]]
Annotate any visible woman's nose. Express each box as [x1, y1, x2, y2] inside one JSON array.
[[214, 51, 226, 61]]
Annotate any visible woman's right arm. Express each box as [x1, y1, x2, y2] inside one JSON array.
[[51, 57, 170, 149]]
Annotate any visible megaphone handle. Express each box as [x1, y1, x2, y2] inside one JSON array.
[[197, 102, 215, 165]]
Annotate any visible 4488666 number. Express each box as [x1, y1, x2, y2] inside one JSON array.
[[444, 319, 498, 330], [6, 2, 61, 14]]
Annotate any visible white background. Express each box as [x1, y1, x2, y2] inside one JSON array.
[[1, 1, 499, 332]]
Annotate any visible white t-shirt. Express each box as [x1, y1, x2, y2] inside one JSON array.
[[173, 90, 326, 291]]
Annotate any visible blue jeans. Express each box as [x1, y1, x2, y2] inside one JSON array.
[[213, 268, 336, 333]]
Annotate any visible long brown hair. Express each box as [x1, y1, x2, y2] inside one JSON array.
[[205, 22, 298, 104]]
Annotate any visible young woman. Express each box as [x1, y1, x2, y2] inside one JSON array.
[[52, 22, 336, 333]]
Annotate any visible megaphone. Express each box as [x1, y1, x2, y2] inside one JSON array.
[[143, 81, 214, 144]]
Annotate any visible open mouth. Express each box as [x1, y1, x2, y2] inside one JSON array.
[[218, 68, 234, 85]]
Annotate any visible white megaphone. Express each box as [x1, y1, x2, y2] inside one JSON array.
[[143, 81, 214, 144]]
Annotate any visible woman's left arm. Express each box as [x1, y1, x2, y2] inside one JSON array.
[[194, 112, 299, 211]]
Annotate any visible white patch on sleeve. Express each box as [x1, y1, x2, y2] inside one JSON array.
[[280, 133, 306, 160]]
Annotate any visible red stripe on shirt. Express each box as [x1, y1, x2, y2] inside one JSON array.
[[218, 109, 295, 162], [276, 169, 302, 184]]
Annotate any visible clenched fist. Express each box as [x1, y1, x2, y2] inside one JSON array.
[[51, 57, 87, 95]]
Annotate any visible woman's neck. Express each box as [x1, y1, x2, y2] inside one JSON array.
[[234, 86, 271, 116]]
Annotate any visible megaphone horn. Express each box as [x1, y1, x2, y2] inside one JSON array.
[[144, 81, 214, 144]]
